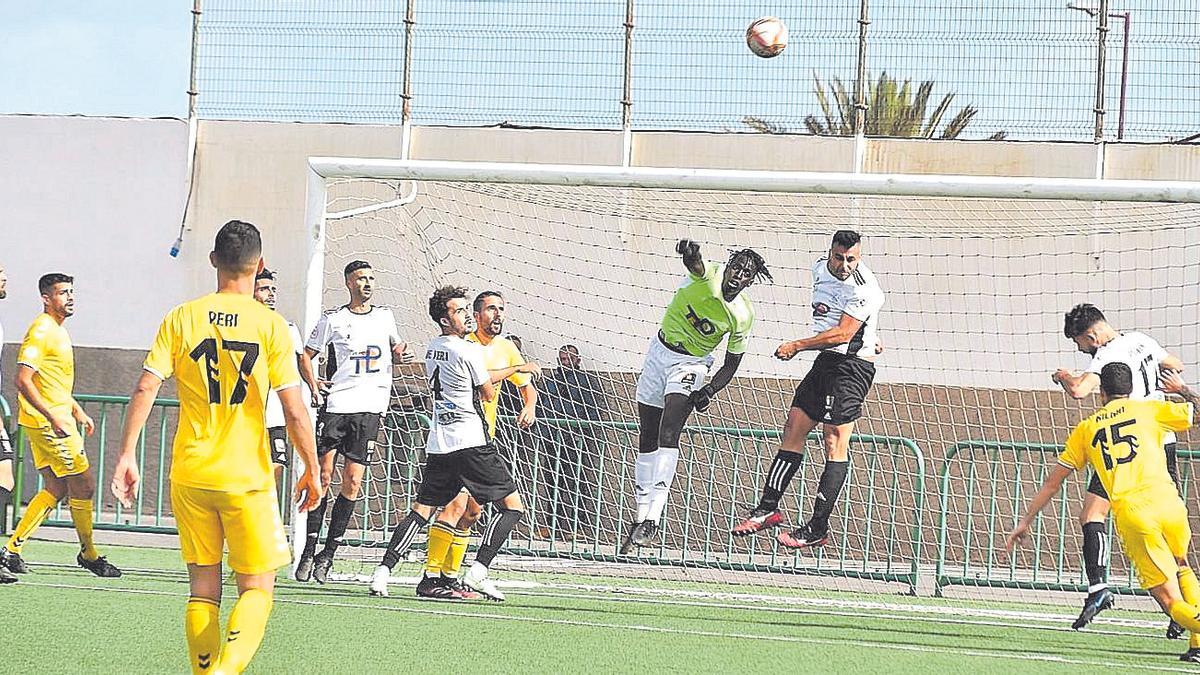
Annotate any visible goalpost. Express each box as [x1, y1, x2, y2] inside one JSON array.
[[300, 157, 1200, 606]]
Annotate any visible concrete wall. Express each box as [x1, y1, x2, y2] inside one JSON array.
[[2, 114, 1200, 401]]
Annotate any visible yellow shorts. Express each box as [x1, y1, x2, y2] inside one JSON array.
[[23, 425, 89, 477], [1114, 497, 1191, 590], [171, 483, 291, 575]]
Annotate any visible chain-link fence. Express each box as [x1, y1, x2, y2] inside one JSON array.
[[195, 0, 1200, 142]]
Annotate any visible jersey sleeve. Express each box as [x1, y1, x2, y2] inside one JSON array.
[[502, 340, 532, 387], [725, 304, 755, 355], [385, 309, 402, 346], [688, 261, 721, 282], [1058, 423, 1088, 471], [287, 323, 304, 356], [1155, 400, 1194, 432], [466, 347, 490, 387], [843, 284, 884, 322], [267, 315, 302, 392], [16, 319, 48, 372], [142, 309, 179, 380], [305, 313, 332, 353]]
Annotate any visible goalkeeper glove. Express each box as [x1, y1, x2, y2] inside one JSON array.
[[690, 385, 715, 412], [676, 239, 700, 258]]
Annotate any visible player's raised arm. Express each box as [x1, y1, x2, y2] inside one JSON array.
[[111, 370, 164, 508], [776, 313, 865, 361], [676, 239, 705, 277], [1004, 463, 1074, 554]]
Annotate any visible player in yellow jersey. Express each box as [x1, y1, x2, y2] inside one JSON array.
[[1007, 363, 1200, 663], [0, 273, 121, 579], [414, 290, 541, 599], [111, 221, 323, 675]]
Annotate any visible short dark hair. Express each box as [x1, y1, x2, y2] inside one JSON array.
[[473, 290, 502, 314], [1099, 362, 1133, 398], [1063, 303, 1106, 339], [38, 273, 73, 295], [255, 268, 276, 282], [560, 343, 579, 355], [832, 229, 861, 249], [212, 220, 262, 273], [727, 249, 773, 283], [344, 260, 371, 278], [429, 285, 468, 324]]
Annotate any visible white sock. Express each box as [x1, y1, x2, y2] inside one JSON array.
[[635, 450, 658, 521], [646, 447, 680, 522]]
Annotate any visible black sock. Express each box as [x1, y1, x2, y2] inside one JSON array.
[[1082, 521, 1108, 589], [808, 460, 849, 532], [0, 486, 11, 535], [381, 510, 428, 570], [303, 495, 330, 557], [322, 495, 358, 556], [476, 509, 523, 568], [757, 451, 803, 511]]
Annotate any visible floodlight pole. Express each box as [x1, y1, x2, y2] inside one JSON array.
[[852, 0, 870, 173], [400, 0, 415, 160], [621, 0, 635, 167]]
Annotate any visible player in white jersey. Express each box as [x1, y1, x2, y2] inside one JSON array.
[[253, 269, 309, 490], [0, 266, 13, 583], [296, 260, 414, 583], [733, 230, 885, 549], [1053, 303, 1186, 632], [370, 285, 526, 601]]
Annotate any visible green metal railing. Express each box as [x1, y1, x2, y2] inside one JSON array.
[[8, 393, 928, 593], [935, 440, 1199, 596]]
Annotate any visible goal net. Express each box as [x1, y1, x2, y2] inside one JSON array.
[[302, 159, 1200, 609]]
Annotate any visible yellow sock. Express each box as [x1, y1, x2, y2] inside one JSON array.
[[442, 528, 470, 577], [185, 597, 221, 675], [69, 498, 99, 560], [5, 489, 59, 554], [425, 522, 455, 575], [1168, 599, 1200, 636], [216, 588, 273, 674], [1179, 568, 1200, 648]]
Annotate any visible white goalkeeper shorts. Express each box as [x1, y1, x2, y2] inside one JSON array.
[[635, 333, 714, 409]]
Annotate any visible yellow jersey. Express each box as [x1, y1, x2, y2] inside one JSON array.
[[16, 313, 75, 429], [465, 332, 530, 439], [1059, 398, 1194, 507], [144, 292, 301, 493]]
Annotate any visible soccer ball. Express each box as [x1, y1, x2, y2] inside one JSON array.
[[746, 17, 788, 58]]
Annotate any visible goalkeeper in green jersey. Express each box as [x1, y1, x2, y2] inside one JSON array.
[[620, 239, 771, 554]]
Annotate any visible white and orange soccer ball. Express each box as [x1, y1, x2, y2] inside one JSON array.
[[746, 16, 788, 58]]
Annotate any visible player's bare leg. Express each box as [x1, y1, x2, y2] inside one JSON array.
[[296, 451, 337, 581], [1073, 493, 1115, 629], [312, 459, 367, 583], [463, 491, 525, 601], [778, 420, 852, 549], [732, 406, 819, 536], [624, 396, 690, 553]]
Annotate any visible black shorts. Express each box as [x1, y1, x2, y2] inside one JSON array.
[[268, 426, 289, 467], [791, 351, 876, 425], [416, 444, 517, 508], [1087, 442, 1179, 499], [316, 412, 381, 466], [0, 425, 12, 463]]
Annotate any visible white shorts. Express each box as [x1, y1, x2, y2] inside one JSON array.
[[635, 335, 714, 409]]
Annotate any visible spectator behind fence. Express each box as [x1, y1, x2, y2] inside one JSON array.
[[540, 344, 606, 539]]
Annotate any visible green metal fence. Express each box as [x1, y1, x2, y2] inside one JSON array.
[[935, 440, 1200, 596]]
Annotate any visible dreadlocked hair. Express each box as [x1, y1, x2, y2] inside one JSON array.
[[727, 248, 773, 283]]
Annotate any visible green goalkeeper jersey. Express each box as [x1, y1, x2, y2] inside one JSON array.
[[659, 262, 755, 357]]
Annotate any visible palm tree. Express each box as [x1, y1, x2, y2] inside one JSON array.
[[744, 71, 1007, 140]]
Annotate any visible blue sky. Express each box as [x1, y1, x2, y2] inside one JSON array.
[[2, 1, 1196, 141], [0, 1, 191, 118]]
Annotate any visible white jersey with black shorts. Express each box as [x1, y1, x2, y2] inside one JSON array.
[[264, 320, 307, 467], [416, 334, 518, 508], [1083, 331, 1178, 498], [792, 259, 885, 425], [306, 306, 400, 466]]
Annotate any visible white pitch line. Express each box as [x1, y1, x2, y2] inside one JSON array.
[[13, 580, 1192, 673]]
